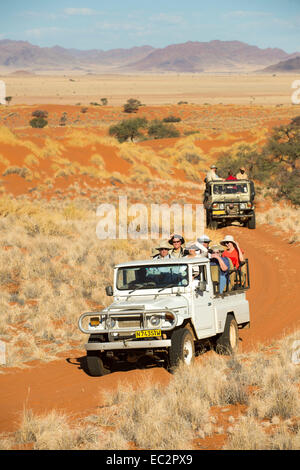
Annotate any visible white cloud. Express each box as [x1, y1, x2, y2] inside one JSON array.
[[150, 13, 184, 25], [224, 10, 272, 19], [64, 8, 99, 16], [25, 27, 62, 38]]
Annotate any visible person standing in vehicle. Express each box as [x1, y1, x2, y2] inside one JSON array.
[[236, 167, 248, 180], [205, 165, 223, 183], [168, 234, 185, 258]]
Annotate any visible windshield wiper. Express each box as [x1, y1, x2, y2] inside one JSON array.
[[158, 283, 178, 292], [128, 282, 156, 294]]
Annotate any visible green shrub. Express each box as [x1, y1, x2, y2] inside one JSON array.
[[123, 99, 142, 113], [163, 115, 181, 123], [147, 120, 180, 139], [109, 117, 148, 142], [29, 117, 48, 128]]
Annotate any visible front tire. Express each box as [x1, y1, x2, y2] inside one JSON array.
[[169, 328, 195, 369], [247, 212, 256, 229], [85, 352, 110, 377], [215, 315, 239, 355]]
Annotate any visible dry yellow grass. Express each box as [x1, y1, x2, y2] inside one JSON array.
[[1, 331, 299, 450]]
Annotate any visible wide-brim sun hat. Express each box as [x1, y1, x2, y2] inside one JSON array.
[[168, 234, 185, 245], [210, 244, 225, 253], [220, 235, 238, 246], [155, 240, 172, 250], [210, 164, 217, 169]]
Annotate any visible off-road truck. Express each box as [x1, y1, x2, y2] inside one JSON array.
[[203, 180, 256, 229], [78, 256, 250, 376]]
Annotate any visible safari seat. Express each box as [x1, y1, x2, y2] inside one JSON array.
[[210, 264, 220, 295], [226, 258, 236, 292]]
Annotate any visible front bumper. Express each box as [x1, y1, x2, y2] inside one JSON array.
[[85, 339, 171, 351]]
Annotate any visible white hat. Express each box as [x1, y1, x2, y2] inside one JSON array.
[[220, 235, 238, 246], [197, 234, 211, 243]]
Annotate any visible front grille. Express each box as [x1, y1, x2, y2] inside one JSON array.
[[118, 319, 141, 329], [226, 203, 239, 215]]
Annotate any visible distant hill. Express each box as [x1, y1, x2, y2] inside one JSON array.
[[123, 40, 299, 73], [259, 56, 300, 73], [0, 39, 154, 72], [0, 38, 299, 73]]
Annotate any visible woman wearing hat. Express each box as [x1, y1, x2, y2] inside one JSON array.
[[168, 234, 185, 258], [220, 235, 244, 269]]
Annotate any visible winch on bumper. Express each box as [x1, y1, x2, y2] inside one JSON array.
[[78, 306, 178, 351]]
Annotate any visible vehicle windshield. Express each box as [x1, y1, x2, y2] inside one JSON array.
[[116, 264, 189, 291], [213, 183, 248, 195]]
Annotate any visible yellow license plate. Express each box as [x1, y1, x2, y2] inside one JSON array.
[[213, 210, 225, 215], [135, 329, 161, 338]]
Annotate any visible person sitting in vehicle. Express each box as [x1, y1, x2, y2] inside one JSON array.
[[210, 244, 230, 294], [236, 167, 248, 180], [220, 235, 244, 269], [226, 169, 237, 181], [168, 233, 185, 258]]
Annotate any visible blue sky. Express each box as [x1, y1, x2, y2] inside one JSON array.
[[1, 0, 299, 52]]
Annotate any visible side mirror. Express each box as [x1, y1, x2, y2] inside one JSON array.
[[105, 286, 113, 296]]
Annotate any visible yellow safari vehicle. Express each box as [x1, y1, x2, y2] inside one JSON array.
[[203, 180, 256, 229]]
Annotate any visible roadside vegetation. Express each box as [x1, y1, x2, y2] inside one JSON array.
[[216, 117, 300, 206], [0, 330, 299, 450]]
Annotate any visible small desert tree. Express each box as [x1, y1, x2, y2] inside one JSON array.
[[109, 117, 148, 142], [123, 98, 142, 113], [5, 96, 12, 105], [147, 120, 180, 139]]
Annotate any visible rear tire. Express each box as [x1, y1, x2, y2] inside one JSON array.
[[86, 352, 110, 377], [169, 328, 195, 370], [247, 212, 256, 229], [215, 315, 239, 355]]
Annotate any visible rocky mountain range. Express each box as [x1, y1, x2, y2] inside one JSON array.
[[259, 56, 300, 73], [0, 39, 299, 74]]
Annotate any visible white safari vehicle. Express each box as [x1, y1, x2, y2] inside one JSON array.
[[78, 256, 250, 376]]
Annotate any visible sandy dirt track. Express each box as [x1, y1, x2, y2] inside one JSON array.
[[0, 224, 299, 434]]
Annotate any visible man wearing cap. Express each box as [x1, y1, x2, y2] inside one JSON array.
[[168, 234, 185, 258], [197, 234, 211, 257], [206, 165, 223, 183], [236, 167, 248, 180], [210, 244, 230, 294]]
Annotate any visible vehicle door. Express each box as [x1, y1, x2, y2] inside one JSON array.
[[192, 264, 215, 338]]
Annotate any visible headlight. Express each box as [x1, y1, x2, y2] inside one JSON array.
[[212, 203, 219, 209], [240, 203, 246, 209], [106, 317, 116, 329], [149, 315, 161, 327], [219, 203, 224, 210]]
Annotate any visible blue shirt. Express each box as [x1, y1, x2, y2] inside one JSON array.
[[210, 256, 230, 293]]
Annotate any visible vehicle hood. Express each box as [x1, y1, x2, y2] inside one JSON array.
[[104, 295, 188, 312]]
